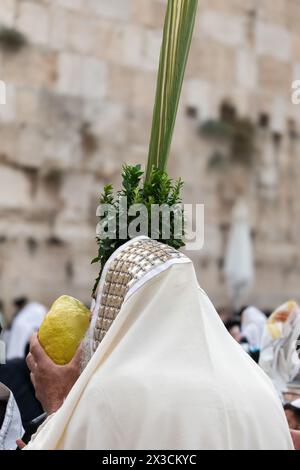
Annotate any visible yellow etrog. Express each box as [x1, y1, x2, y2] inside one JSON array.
[[38, 295, 91, 365]]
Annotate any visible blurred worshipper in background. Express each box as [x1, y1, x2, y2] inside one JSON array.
[[224, 318, 248, 348], [0, 300, 10, 350], [0, 317, 43, 430], [240, 306, 266, 351], [25, 238, 293, 450], [217, 306, 231, 323], [259, 301, 300, 396], [284, 399, 300, 431], [5, 297, 47, 360], [223, 199, 254, 310], [0, 382, 23, 450], [290, 345, 300, 449], [0, 300, 4, 330], [224, 318, 260, 362]]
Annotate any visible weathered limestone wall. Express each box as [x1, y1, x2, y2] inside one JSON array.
[[0, 0, 299, 315]]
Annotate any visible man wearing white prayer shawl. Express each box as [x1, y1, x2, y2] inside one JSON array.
[[25, 238, 293, 450], [0, 382, 23, 450], [6, 301, 47, 360], [241, 306, 266, 351], [259, 301, 300, 396]]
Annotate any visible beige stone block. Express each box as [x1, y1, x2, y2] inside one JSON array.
[[199, 224, 222, 259], [132, 69, 157, 109], [255, 22, 292, 62], [16, 87, 41, 125], [0, 166, 31, 210], [84, 100, 126, 144], [56, 52, 83, 95], [231, 88, 252, 117], [57, 172, 94, 223], [260, 0, 291, 28], [17, 1, 49, 45], [55, 0, 83, 10], [131, 0, 166, 28], [121, 143, 148, 168], [126, 108, 152, 147], [82, 57, 108, 99], [93, 19, 125, 63], [107, 64, 134, 105], [272, 96, 287, 133], [187, 38, 236, 85], [0, 0, 16, 26], [184, 79, 212, 120], [85, 0, 131, 21], [30, 176, 62, 219], [142, 28, 162, 71], [251, 91, 273, 117], [258, 56, 292, 93], [40, 91, 83, 132], [49, 6, 68, 50], [121, 24, 144, 68], [37, 92, 83, 169], [16, 126, 44, 168], [198, 0, 253, 17], [0, 83, 16, 123], [293, 63, 300, 81], [1, 48, 58, 88], [57, 52, 107, 98], [67, 13, 98, 55], [292, 35, 300, 61], [0, 124, 19, 160], [197, 11, 245, 47], [95, 20, 161, 71], [236, 49, 257, 89], [287, 1, 300, 34], [43, 125, 82, 170]]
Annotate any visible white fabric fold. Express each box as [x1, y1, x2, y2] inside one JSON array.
[[6, 302, 47, 360]]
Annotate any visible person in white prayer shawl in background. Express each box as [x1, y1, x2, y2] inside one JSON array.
[[25, 238, 293, 450], [259, 301, 300, 397], [241, 306, 267, 351], [0, 382, 23, 450], [6, 298, 47, 360]]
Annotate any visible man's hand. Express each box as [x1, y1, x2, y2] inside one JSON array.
[[26, 333, 81, 415]]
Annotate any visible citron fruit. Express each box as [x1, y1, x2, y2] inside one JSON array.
[[38, 295, 91, 365]]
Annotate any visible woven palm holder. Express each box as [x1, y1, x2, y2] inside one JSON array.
[[93, 238, 185, 352]]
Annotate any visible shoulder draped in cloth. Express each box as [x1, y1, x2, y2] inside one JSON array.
[[0, 382, 23, 450], [26, 237, 293, 450]]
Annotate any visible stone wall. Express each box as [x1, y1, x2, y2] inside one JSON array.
[[0, 0, 299, 315]]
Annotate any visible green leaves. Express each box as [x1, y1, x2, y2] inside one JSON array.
[[146, 0, 198, 180], [92, 165, 185, 296]]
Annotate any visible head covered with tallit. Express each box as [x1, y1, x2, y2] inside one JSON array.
[[259, 301, 300, 395], [27, 237, 293, 450]]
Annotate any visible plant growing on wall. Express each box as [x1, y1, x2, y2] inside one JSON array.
[[92, 0, 198, 295], [201, 115, 256, 169], [0, 26, 27, 53]]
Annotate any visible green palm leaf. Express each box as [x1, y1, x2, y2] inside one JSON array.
[[145, 0, 198, 181]]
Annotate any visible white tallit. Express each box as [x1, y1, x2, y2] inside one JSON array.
[[259, 301, 300, 395], [6, 302, 47, 360], [0, 383, 23, 450], [241, 306, 266, 350], [26, 238, 293, 450]]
